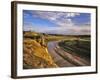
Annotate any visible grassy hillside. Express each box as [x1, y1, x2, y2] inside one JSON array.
[[58, 39, 91, 63]]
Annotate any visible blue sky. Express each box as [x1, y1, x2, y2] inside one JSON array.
[[23, 10, 91, 35]]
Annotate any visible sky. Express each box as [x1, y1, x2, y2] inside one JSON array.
[[23, 10, 91, 35]]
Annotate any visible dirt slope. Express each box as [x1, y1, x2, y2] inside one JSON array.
[[23, 39, 57, 69]]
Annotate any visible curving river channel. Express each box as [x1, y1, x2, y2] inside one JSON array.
[[47, 41, 75, 67]]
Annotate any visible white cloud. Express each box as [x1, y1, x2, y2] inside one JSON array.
[[24, 22, 90, 35], [43, 25, 90, 35], [31, 11, 81, 27], [24, 11, 90, 35], [67, 13, 80, 17]]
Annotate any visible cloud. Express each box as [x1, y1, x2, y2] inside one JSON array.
[[24, 10, 90, 35], [67, 13, 80, 17], [23, 23, 33, 31], [43, 25, 90, 35], [24, 22, 90, 35], [31, 11, 80, 27], [24, 24, 90, 35], [46, 26, 91, 35]]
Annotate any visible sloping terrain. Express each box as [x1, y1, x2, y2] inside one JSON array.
[[23, 38, 57, 69]]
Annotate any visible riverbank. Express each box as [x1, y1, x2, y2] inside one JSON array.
[[23, 39, 57, 69]]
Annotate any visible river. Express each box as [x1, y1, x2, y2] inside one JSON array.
[[47, 41, 75, 67]]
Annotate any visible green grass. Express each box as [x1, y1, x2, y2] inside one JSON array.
[[58, 39, 91, 60]]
